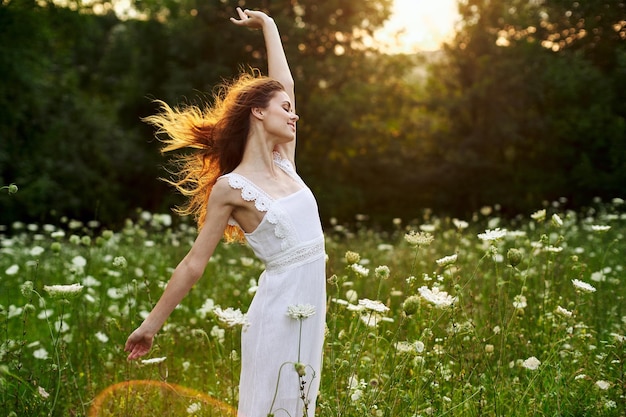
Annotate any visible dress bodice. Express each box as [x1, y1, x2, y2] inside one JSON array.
[[220, 153, 325, 274]]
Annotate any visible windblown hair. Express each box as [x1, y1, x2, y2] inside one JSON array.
[[144, 73, 285, 242]]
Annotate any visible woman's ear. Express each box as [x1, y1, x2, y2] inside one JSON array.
[[251, 107, 264, 120]]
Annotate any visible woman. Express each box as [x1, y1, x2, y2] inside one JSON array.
[[124, 7, 326, 417]]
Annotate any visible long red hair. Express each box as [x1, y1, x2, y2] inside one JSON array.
[[144, 73, 285, 242]]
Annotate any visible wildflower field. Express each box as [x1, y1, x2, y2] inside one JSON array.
[[1, 198, 625, 417]]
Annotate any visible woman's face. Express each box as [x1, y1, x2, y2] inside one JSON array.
[[260, 91, 299, 143]]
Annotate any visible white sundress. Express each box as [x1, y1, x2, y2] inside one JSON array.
[[220, 153, 326, 417]]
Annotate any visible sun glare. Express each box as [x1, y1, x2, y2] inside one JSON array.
[[376, 0, 459, 53]]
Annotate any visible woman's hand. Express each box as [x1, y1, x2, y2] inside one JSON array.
[[124, 327, 155, 361], [230, 7, 272, 29]]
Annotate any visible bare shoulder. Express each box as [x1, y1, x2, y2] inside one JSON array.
[[212, 175, 243, 207]]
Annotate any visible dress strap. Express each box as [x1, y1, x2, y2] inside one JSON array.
[[272, 152, 305, 186], [221, 173, 273, 213]]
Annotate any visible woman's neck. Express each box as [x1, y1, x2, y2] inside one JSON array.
[[237, 131, 280, 178]]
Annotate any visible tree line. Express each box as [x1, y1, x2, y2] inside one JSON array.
[[1, 0, 624, 228]]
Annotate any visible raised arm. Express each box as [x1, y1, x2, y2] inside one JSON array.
[[231, 8, 297, 163]]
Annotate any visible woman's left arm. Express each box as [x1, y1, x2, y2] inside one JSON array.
[[231, 8, 297, 164]]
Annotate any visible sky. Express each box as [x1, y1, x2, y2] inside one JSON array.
[[106, 0, 460, 53], [376, 0, 460, 53]]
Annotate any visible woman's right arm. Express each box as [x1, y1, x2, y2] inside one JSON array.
[[231, 8, 297, 164], [124, 181, 235, 360]]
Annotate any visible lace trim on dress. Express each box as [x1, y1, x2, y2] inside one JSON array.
[[223, 171, 299, 250], [271, 151, 294, 172], [225, 174, 273, 212], [272, 152, 305, 186], [265, 236, 325, 274], [265, 206, 298, 250]]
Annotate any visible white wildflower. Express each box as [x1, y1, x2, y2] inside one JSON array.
[[30, 246, 45, 256], [346, 303, 365, 312], [610, 333, 625, 343], [350, 263, 369, 277], [543, 245, 563, 253], [522, 356, 541, 370], [33, 347, 49, 360], [374, 265, 390, 279], [287, 304, 316, 320], [477, 228, 507, 242], [197, 298, 216, 319], [531, 209, 546, 222], [360, 312, 383, 328], [436, 254, 457, 267], [396, 340, 425, 354], [358, 298, 390, 313], [404, 231, 434, 246], [152, 213, 172, 227], [418, 286, 457, 309], [555, 306, 573, 317], [395, 341, 416, 354], [112, 256, 127, 269], [37, 309, 53, 320], [95, 331, 109, 343], [513, 295, 527, 309], [214, 307, 248, 328], [38, 386, 50, 399], [210, 325, 225, 343], [590, 225, 611, 232], [348, 375, 366, 392], [5, 264, 19, 276], [571, 279, 596, 293], [345, 251, 360, 264], [240, 257, 255, 267], [590, 271, 605, 282], [8, 305, 23, 319], [50, 230, 65, 239], [43, 283, 84, 299], [141, 356, 167, 365], [82, 276, 101, 287], [71, 255, 87, 268], [345, 289, 358, 303], [186, 402, 202, 414], [452, 219, 469, 230], [350, 389, 363, 401], [106, 287, 124, 299]]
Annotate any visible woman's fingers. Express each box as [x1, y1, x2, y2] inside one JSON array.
[[126, 342, 148, 361], [230, 7, 248, 25], [230, 7, 265, 28]]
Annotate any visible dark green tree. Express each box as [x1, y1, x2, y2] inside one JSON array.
[[423, 0, 626, 215]]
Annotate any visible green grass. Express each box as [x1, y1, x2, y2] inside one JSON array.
[[1, 199, 625, 416]]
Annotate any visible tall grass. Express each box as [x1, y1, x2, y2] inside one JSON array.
[[1, 199, 624, 416]]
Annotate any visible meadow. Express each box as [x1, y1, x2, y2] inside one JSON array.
[[1, 197, 625, 416]]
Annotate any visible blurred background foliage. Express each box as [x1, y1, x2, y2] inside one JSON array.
[[0, 0, 624, 228]]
